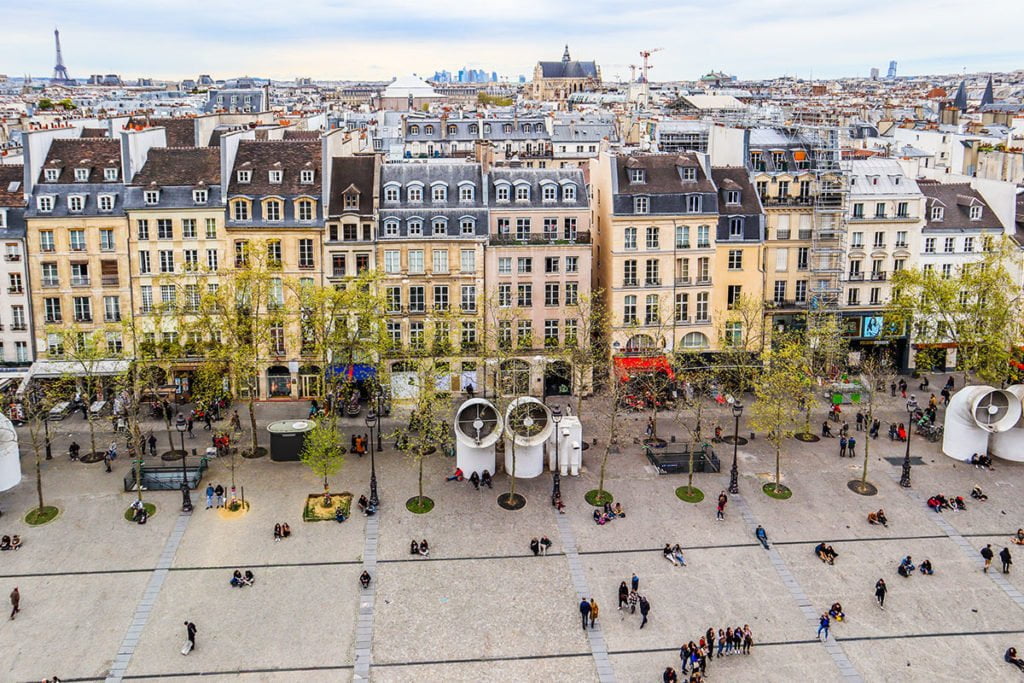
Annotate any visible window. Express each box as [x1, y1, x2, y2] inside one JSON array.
[[68, 195, 84, 212], [697, 225, 710, 248], [433, 285, 449, 311], [931, 206, 944, 221], [73, 296, 92, 322], [941, 263, 953, 279], [74, 168, 88, 181], [144, 190, 160, 206], [565, 256, 579, 274], [44, 168, 59, 182], [461, 285, 477, 312], [183, 249, 198, 270], [459, 185, 474, 201], [385, 287, 402, 313], [267, 170, 283, 184], [729, 218, 743, 239], [155, 219, 172, 240], [545, 283, 560, 306], [542, 217, 558, 241], [206, 249, 219, 271], [179, 219, 196, 239], [515, 218, 531, 241], [408, 185, 423, 202], [630, 168, 647, 184], [795, 280, 807, 303], [646, 226, 660, 249], [645, 259, 660, 285], [47, 333, 63, 356], [14, 341, 28, 362], [873, 231, 884, 248], [897, 202, 909, 218], [137, 219, 150, 240], [542, 185, 557, 201], [695, 292, 709, 322], [964, 237, 974, 253], [265, 200, 282, 222], [623, 295, 637, 325], [563, 184, 577, 201], [563, 217, 578, 241], [624, 227, 637, 250], [680, 166, 697, 181], [237, 170, 251, 184], [634, 196, 649, 214], [727, 249, 743, 270], [697, 257, 710, 282], [516, 320, 532, 349], [623, 260, 637, 286], [299, 239, 314, 269], [687, 195, 702, 213], [138, 250, 151, 274], [460, 217, 475, 235], [943, 237, 956, 253], [517, 284, 533, 307], [495, 185, 510, 202], [564, 282, 580, 306], [7, 272, 22, 292], [869, 287, 881, 305], [297, 200, 314, 221], [968, 204, 983, 220], [409, 286, 425, 313], [874, 202, 886, 218], [266, 240, 282, 265], [44, 298, 62, 323], [847, 288, 860, 305], [498, 257, 511, 274], [461, 321, 477, 350], [460, 249, 476, 273], [773, 280, 786, 303], [432, 218, 447, 236], [384, 250, 400, 273], [545, 256, 560, 274], [432, 249, 449, 274], [409, 322, 424, 348], [894, 258, 905, 272], [543, 320, 560, 348], [498, 283, 512, 307], [432, 185, 447, 202], [37, 196, 53, 212], [98, 194, 114, 212], [924, 238, 935, 253], [193, 189, 208, 204], [69, 230, 85, 251], [727, 285, 742, 308], [384, 186, 399, 202], [233, 200, 250, 221], [99, 229, 115, 251], [515, 185, 529, 201], [159, 250, 174, 273], [895, 231, 907, 248], [853, 203, 864, 219], [518, 257, 533, 274], [676, 226, 690, 248], [675, 293, 689, 321], [409, 250, 424, 274], [774, 248, 788, 272]]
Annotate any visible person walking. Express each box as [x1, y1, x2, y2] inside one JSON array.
[[589, 598, 599, 628], [839, 435, 847, 458], [1000, 546, 1013, 574], [755, 525, 769, 549], [9, 586, 19, 620], [617, 581, 629, 610], [855, 411, 864, 431], [631, 572, 639, 591], [875, 578, 887, 609], [579, 597, 591, 631], [627, 589, 639, 614], [215, 484, 225, 508], [205, 484, 215, 510], [147, 433, 157, 457], [847, 436, 857, 458], [104, 450, 112, 473], [638, 595, 650, 629], [817, 613, 830, 641], [183, 621, 197, 653], [186, 416, 194, 438], [982, 544, 995, 572], [716, 491, 727, 520]]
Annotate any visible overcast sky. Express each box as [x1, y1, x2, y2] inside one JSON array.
[[2, 0, 1020, 82]]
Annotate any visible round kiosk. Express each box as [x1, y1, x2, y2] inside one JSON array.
[[267, 420, 316, 462]]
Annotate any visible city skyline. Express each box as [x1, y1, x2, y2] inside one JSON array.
[[1, 0, 1021, 83]]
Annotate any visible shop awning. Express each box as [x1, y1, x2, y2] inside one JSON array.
[[613, 355, 675, 381], [328, 364, 377, 381]]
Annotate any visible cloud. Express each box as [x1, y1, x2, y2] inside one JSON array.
[[1, 0, 1019, 81]]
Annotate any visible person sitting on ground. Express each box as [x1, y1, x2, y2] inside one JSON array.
[[0, 535, 10, 551], [282, 523, 290, 538], [1007, 647, 1024, 672], [364, 499, 377, 516], [824, 545, 838, 564], [898, 423, 907, 441], [603, 501, 614, 515], [359, 571, 371, 589], [829, 602, 845, 622], [335, 506, 346, 523], [274, 523, 283, 541], [672, 543, 686, 566], [481, 469, 493, 488], [815, 542, 830, 563], [230, 570, 243, 587], [411, 540, 420, 555], [927, 496, 943, 513], [951, 496, 967, 511], [419, 539, 429, 557], [979, 453, 994, 469], [936, 494, 950, 510], [613, 502, 625, 518], [663, 543, 680, 566], [970, 453, 981, 467], [445, 467, 464, 482], [870, 419, 880, 439], [714, 425, 723, 442], [868, 509, 888, 527], [919, 559, 934, 575], [469, 471, 480, 490], [898, 555, 915, 577], [1013, 529, 1024, 546], [242, 570, 255, 586], [822, 421, 833, 438], [530, 538, 540, 556], [9, 535, 20, 551], [972, 486, 988, 501], [357, 495, 369, 513], [540, 536, 552, 555]]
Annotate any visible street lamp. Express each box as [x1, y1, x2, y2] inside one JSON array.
[[43, 416, 52, 460], [550, 405, 562, 501], [365, 409, 379, 508], [375, 390, 383, 452], [728, 401, 743, 495], [899, 402, 914, 488], [175, 413, 192, 511]]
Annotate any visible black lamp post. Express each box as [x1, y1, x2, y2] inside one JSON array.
[[899, 403, 913, 488], [551, 405, 563, 501], [365, 409, 379, 508], [43, 416, 52, 460], [375, 391, 383, 452], [728, 401, 743, 495], [175, 413, 192, 511]]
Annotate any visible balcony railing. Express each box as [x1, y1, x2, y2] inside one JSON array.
[[4, 254, 21, 262], [490, 231, 591, 246], [6, 286, 23, 294], [847, 273, 864, 281], [71, 277, 90, 287], [102, 276, 119, 287], [871, 272, 887, 281], [74, 314, 93, 323], [11, 323, 26, 331], [645, 278, 662, 286], [105, 314, 122, 322]]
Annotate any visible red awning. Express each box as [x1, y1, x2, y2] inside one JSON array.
[[613, 355, 675, 381]]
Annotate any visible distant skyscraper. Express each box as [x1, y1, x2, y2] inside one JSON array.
[[870, 67, 879, 80], [886, 60, 897, 80]]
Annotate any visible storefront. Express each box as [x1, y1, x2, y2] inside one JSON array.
[[267, 366, 293, 398], [842, 313, 910, 373]]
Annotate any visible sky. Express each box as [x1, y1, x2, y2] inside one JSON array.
[[1, 0, 1020, 83]]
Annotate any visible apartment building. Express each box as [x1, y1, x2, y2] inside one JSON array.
[[0, 165, 33, 370], [325, 154, 378, 286], [377, 163, 488, 398], [401, 115, 551, 161], [484, 166, 592, 396]]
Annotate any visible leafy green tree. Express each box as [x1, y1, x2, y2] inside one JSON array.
[[749, 336, 806, 494], [394, 357, 451, 511], [300, 418, 346, 495]]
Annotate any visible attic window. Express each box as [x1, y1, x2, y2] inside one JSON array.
[[74, 168, 89, 182], [893, 176, 900, 185], [193, 189, 208, 205], [300, 170, 314, 184], [969, 205, 982, 220], [871, 177, 878, 185], [269, 170, 283, 184], [44, 169, 59, 182], [237, 170, 251, 184], [104, 168, 119, 181], [344, 193, 359, 210], [144, 190, 160, 206], [726, 190, 740, 205], [681, 167, 696, 181], [931, 207, 944, 221], [628, 168, 645, 184], [37, 196, 54, 212], [68, 195, 85, 212], [98, 194, 114, 212]]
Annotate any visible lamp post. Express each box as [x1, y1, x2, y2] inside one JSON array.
[[550, 405, 562, 501], [728, 401, 743, 495], [899, 403, 913, 488], [375, 391, 383, 452], [175, 413, 192, 511], [43, 416, 52, 460], [365, 409, 379, 508]]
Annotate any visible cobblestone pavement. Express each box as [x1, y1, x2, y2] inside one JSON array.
[[1, 374, 1023, 681]]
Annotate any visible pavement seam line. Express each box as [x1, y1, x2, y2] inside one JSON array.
[[553, 508, 617, 683], [353, 510, 381, 682]]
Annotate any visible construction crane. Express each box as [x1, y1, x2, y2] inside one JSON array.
[[639, 48, 663, 109]]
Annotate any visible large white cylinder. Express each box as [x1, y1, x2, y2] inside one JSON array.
[[989, 384, 1024, 462], [942, 386, 1020, 460], [0, 412, 21, 492], [454, 399, 502, 477], [503, 397, 553, 479], [548, 415, 583, 476]]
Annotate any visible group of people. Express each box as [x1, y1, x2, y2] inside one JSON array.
[[980, 544, 1013, 573], [229, 569, 255, 587], [616, 573, 652, 628], [356, 495, 377, 516], [662, 543, 687, 567], [204, 484, 228, 509], [897, 555, 934, 577], [273, 523, 292, 541], [867, 509, 888, 526], [593, 501, 626, 525], [0, 534, 21, 551], [926, 494, 967, 512], [887, 422, 909, 442], [969, 453, 995, 469], [445, 468, 494, 490], [664, 625, 753, 682], [128, 499, 149, 524], [529, 537, 553, 556], [814, 542, 838, 565], [409, 539, 430, 556]]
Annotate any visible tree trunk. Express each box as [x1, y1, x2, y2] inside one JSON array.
[[508, 438, 517, 499], [247, 395, 259, 452], [35, 446, 44, 511], [418, 457, 424, 506], [860, 406, 871, 487], [87, 411, 98, 460], [774, 443, 782, 492]]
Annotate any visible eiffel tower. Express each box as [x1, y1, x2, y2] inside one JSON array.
[[51, 28, 74, 85]]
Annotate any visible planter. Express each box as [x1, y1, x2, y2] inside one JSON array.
[[25, 505, 59, 525], [497, 492, 526, 510], [847, 480, 878, 496], [406, 496, 435, 514], [303, 492, 352, 521], [762, 483, 792, 500], [123, 502, 157, 521], [242, 446, 268, 459], [675, 486, 704, 503], [585, 489, 613, 506], [160, 449, 187, 461]]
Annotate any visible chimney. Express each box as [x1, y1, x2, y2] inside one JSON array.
[[474, 140, 493, 174], [119, 126, 167, 183]]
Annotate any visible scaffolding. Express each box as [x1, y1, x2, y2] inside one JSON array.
[[804, 125, 847, 312]]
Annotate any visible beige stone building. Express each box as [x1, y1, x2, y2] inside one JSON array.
[[529, 46, 600, 105]]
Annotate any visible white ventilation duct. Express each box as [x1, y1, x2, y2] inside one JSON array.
[[941, 386, 1021, 460], [454, 399, 502, 477], [547, 415, 583, 476], [0, 411, 21, 492], [988, 384, 1024, 462], [503, 397, 553, 479]]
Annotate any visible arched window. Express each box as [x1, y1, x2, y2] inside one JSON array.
[[542, 184, 557, 201], [563, 183, 577, 202], [460, 217, 475, 234], [680, 331, 710, 349], [469, 124, 479, 134], [383, 219, 399, 237], [383, 184, 400, 202], [295, 199, 315, 222], [407, 218, 423, 235], [431, 184, 448, 202], [495, 183, 510, 202], [424, 125, 434, 134], [503, 124, 513, 134], [432, 218, 447, 235], [409, 125, 420, 134], [625, 334, 656, 352], [447, 125, 457, 135], [515, 184, 530, 201], [407, 185, 423, 202]]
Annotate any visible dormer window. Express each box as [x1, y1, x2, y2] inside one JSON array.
[[265, 200, 282, 222], [384, 185, 399, 202], [68, 195, 85, 212], [726, 190, 740, 205], [729, 217, 743, 239], [98, 194, 114, 212], [686, 195, 702, 213], [503, 124, 512, 134], [432, 218, 447, 235], [483, 124, 491, 134], [432, 185, 447, 202], [409, 125, 420, 135], [542, 185, 557, 201], [237, 170, 251, 184], [931, 206, 944, 221], [634, 196, 649, 214], [193, 189, 208, 204], [424, 125, 435, 135], [269, 170, 283, 184], [144, 190, 160, 206], [447, 125, 457, 135], [103, 168, 119, 181], [681, 167, 696, 181], [459, 185, 474, 201], [628, 168, 645, 184], [44, 168, 59, 182], [893, 176, 901, 185], [37, 196, 54, 212], [563, 184, 577, 202], [74, 168, 89, 182], [300, 169, 314, 184], [408, 185, 423, 202], [969, 205, 982, 220], [344, 193, 359, 210], [515, 185, 529, 201], [495, 184, 510, 202], [469, 124, 479, 134]]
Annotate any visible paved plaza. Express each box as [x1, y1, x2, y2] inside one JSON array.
[[1, 377, 1024, 682]]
